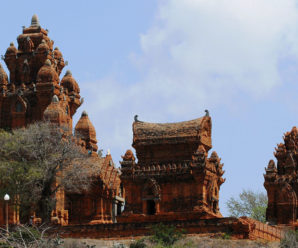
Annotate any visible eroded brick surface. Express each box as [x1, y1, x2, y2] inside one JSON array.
[[0, 15, 122, 226], [264, 127, 298, 226], [119, 115, 225, 222]]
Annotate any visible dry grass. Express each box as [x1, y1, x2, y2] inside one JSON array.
[[173, 236, 279, 248], [62, 235, 280, 248]]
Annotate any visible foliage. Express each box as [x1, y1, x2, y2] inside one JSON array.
[[251, 205, 267, 223], [221, 232, 231, 240], [280, 230, 298, 248], [0, 122, 96, 223], [0, 225, 103, 248], [0, 225, 63, 248], [129, 238, 146, 248], [226, 189, 267, 222], [9, 226, 42, 244], [113, 243, 127, 248], [150, 223, 185, 247], [60, 239, 97, 248], [82, 243, 96, 248]]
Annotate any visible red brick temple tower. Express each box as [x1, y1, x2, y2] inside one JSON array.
[[0, 14, 80, 129], [264, 127, 298, 226], [0, 15, 123, 226], [119, 112, 225, 222]]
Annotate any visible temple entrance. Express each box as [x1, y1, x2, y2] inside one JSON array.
[[147, 200, 156, 215]]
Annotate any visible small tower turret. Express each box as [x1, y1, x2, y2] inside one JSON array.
[[75, 111, 98, 154]]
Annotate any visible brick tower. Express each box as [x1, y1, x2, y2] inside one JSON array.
[[0, 15, 123, 226], [264, 127, 298, 225], [119, 113, 225, 222], [0, 14, 81, 129]]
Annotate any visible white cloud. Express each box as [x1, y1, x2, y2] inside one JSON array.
[[80, 0, 298, 163], [84, 0, 298, 120], [136, 0, 298, 101]]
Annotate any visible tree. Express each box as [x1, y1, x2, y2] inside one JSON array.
[[0, 122, 96, 223], [226, 189, 268, 222]]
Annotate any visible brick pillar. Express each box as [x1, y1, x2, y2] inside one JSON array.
[[100, 197, 104, 222], [155, 201, 160, 214], [109, 199, 113, 221], [142, 200, 147, 214]]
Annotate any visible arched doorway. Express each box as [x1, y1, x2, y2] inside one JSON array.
[[142, 178, 161, 215], [147, 200, 156, 215]]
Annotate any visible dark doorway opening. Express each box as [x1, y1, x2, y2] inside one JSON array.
[[117, 203, 122, 216], [147, 200, 156, 215]]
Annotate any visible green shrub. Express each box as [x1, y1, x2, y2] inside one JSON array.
[[0, 225, 64, 248], [280, 230, 298, 248], [9, 226, 42, 244], [130, 238, 146, 248], [221, 232, 231, 240], [113, 243, 126, 248], [150, 223, 185, 246], [0, 241, 13, 248]]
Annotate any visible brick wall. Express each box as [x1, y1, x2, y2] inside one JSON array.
[[53, 217, 284, 241]]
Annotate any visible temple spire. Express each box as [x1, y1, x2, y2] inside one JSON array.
[[31, 14, 40, 27], [65, 70, 72, 76]]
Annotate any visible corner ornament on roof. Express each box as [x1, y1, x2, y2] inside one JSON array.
[[134, 115, 143, 123], [205, 109, 209, 117]]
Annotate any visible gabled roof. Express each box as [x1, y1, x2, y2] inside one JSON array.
[[133, 116, 211, 147], [88, 155, 120, 191]]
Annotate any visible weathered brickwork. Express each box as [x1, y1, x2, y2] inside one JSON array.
[[55, 217, 284, 241], [264, 127, 298, 226], [0, 15, 288, 241], [119, 115, 225, 222], [0, 15, 122, 226]]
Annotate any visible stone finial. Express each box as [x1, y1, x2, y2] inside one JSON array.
[[81, 110, 88, 117], [267, 160, 276, 170], [52, 95, 59, 103], [210, 151, 219, 160], [31, 14, 40, 27], [65, 70, 72, 76], [10, 42, 14, 47], [44, 59, 51, 66], [205, 109, 209, 117], [107, 149, 111, 155], [122, 149, 135, 162], [54, 47, 59, 50], [134, 115, 143, 122]]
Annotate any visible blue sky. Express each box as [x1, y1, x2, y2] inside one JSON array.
[[1, 0, 298, 216]]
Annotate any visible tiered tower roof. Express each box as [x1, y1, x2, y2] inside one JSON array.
[[0, 15, 80, 129], [75, 111, 98, 153]]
